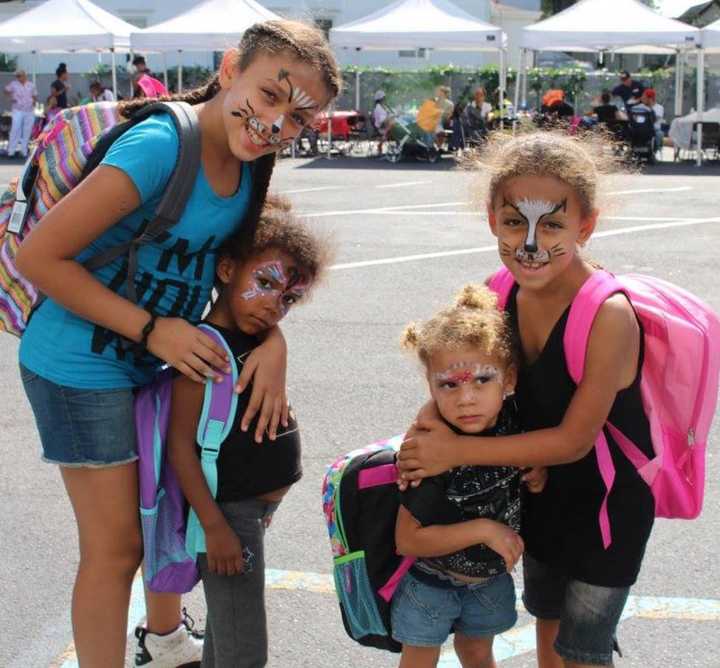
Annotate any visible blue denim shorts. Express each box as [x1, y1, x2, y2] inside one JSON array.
[[391, 569, 517, 647], [20, 364, 138, 467], [522, 553, 629, 666]]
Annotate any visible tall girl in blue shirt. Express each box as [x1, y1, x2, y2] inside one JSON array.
[[16, 20, 340, 668]]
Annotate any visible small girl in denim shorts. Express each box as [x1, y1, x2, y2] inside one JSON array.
[[393, 285, 546, 668]]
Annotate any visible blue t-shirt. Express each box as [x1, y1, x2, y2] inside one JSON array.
[[19, 113, 253, 389]]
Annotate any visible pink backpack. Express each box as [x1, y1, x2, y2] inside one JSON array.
[[489, 267, 720, 548], [136, 74, 169, 98]]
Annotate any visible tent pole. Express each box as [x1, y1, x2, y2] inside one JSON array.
[[163, 52, 168, 90], [326, 101, 333, 158], [675, 49, 684, 116], [31, 51, 37, 87], [355, 71, 361, 111], [522, 51, 530, 108], [696, 48, 704, 167], [178, 50, 183, 93], [111, 49, 117, 98], [513, 48, 523, 129], [499, 48, 506, 130]]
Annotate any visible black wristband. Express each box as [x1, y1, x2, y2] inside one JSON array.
[[139, 311, 158, 349]]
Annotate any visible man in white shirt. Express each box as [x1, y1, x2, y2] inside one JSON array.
[[5, 70, 37, 158], [4, 69, 37, 158]]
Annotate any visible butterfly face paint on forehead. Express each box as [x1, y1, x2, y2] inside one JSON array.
[[241, 260, 308, 317], [505, 197, 567, 265], [433, 362, 504, 388]]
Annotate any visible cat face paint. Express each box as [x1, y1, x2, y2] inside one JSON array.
[[231, 68, 320, 149], [505, 198, 567, 265], [241, 261, 308, 316]]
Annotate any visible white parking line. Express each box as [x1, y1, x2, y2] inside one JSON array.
[[376, 180, 433, 189], [329, 217, 720, 271], [280, 186, 344, 194]]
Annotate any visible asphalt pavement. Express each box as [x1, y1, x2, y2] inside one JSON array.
[[0, 152, 718, 668]]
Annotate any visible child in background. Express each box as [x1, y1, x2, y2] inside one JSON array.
[[398, 132, 655, 668], [393, 285, 546, 668], [167, 198, 332, 668]]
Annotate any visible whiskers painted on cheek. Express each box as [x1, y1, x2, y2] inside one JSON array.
[[550, 244, 567, 257], [500, 242, 513, 257]]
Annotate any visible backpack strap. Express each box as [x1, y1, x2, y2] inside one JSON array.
[[563, 270, 627, 549], [82, 101, 202, 303], [486, 267, 515, 310], [185, 324, 239, 559]]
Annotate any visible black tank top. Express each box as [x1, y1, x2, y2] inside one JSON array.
[[198, 325, 302, 503], [507, 285, 655, 587]]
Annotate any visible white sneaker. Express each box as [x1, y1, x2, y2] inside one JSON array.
[[134, 610, 203, 667]]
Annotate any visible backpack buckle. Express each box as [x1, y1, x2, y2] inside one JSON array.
[[8, 199, 28, 235]]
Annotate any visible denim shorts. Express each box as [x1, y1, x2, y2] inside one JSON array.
[[391, 569, 517, 647], [20, 364, 138, 467], [522, 553, 629, 666]]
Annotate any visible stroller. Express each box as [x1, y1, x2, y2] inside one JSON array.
[[384, 119, 439, 163], [626, 106, 656, 163]]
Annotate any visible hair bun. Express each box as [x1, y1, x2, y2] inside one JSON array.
[[455, 284, 497, 311]]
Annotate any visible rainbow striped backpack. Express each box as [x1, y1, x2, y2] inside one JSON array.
[[0, 100, 200, 337]]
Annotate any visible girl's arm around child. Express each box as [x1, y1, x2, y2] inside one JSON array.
[[399, 294, 639, 477]]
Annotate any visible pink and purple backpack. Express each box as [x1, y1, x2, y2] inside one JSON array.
[[489, 267, 720, 548], [136, 324, 238, 593]]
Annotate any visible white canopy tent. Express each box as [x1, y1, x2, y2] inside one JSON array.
[[130, 0, 280, 91], [0, 0, 135, 95], [330, 0, 508, 121], [516, 0, 702, 162], [701, 17, 720, 51]]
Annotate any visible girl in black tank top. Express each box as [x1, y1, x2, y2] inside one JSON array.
[[397, 132, 658, 666]]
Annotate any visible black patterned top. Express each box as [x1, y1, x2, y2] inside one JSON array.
[[400, 401, 522, 579]]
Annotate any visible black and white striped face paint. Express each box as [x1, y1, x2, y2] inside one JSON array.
[[506, 198, 567, 265]]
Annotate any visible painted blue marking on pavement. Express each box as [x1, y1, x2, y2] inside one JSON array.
[[56, 568, 720, 667]]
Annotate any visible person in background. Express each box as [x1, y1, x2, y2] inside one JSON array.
[[89, 81, 115, 103], [539, 89, 574, 127], [372, 89, 396, 154], [461, 86, 492, 145], [641, 89, 665, 155], [593, 90, 620, 124], [436, 85, 454, 149], [612, 70, 644, 111], [416, 93, 442, 148], [132, 54, 169, 98], [4, 68, 37, 159], [50, 62, 70, 110]]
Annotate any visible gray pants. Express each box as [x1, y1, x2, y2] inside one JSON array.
[[198, 498, 280, 668]]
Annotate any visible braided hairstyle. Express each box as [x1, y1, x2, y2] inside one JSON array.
[[118, 19, 341, 247]]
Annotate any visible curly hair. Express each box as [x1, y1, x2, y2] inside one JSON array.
[[220, 195, 333, 295], [467, 130, 626, 218], [401, 284, 515, 368]]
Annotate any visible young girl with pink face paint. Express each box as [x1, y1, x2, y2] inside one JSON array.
[[168, 198, 331, 667], [393, 285, 546, 668], [398, 132, 655, 668]]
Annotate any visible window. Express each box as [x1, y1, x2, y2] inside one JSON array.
[[399, 48, 429, 58]]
